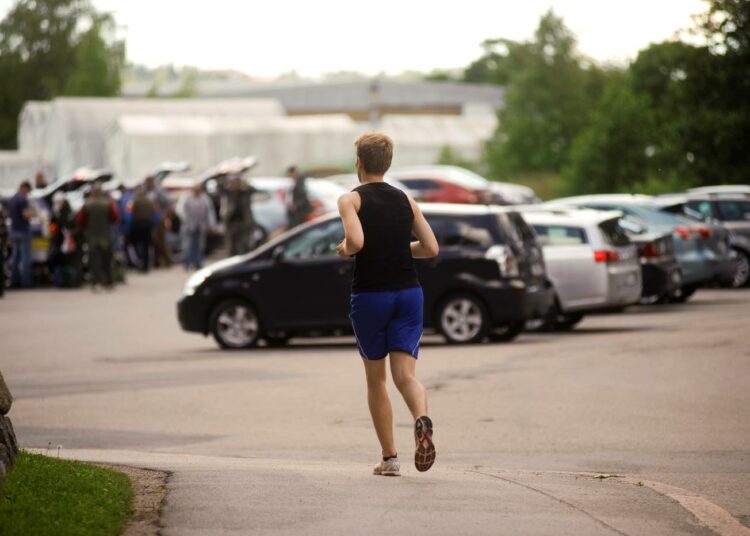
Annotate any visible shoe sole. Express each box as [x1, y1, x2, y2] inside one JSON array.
[[415, 418, 436, 472]]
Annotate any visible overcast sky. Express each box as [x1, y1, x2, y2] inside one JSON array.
[[0, 0, 707, 78]]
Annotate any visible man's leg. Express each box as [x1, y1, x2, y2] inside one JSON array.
[[362, 358, 397, 458], [389, 351, 428, 420]]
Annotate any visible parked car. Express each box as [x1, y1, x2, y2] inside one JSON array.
[[657, 194, 750, 287], [519, 208, 642, 330], [550, 195, 734, 301], [389, 165, 539, 205], [177, 204, 553, 349]]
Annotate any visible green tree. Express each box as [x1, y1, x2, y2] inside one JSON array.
[[562, 76, 654, 194], [0, 0, 124, 148], [480, 11, 611, 177]]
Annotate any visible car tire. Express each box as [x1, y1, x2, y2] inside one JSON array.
[[488, 320, 524, 342], [730, 249, 750, 288], [437, 293, 489, 344], [670, 284, 699, 303], [210, 299, 261, 349]]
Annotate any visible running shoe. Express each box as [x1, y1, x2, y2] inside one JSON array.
[[414, 416, 435, 472], [373, 457, 401, 476]]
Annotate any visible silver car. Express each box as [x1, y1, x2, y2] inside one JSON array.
[[520, 208, 642, 330]]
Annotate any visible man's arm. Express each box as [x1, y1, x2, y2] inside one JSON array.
[[408, 196, 439, 258], [336, 192, 363, 258]]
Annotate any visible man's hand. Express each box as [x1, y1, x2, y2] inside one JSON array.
[[336, 240, 349, 259]]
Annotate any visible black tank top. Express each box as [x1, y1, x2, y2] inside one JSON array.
[[351, 182, 420, 293]]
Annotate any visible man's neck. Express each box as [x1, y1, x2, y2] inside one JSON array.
[[360, 174, 385, 184]]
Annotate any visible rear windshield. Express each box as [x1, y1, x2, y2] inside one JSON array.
[[599, 219, 631, 246], [532, 224, 588, 246], [425, 215, 499, 248]]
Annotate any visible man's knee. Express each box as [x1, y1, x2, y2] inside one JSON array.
[[392, 370, 414, 392]]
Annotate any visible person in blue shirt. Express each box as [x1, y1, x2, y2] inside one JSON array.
[[8, 181, 33, 288]]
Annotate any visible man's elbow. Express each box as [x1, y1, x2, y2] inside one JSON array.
[[349, 236, 364, 253], [427, 242, 439, 257]]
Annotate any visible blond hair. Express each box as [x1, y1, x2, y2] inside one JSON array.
[[354, 132, 394, 175]]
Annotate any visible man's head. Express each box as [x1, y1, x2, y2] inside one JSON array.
[[286, 165, 298, 179], [354, 132, 393, 180], [18, 180, 32, 195], [192, 182, 203, 196], [145, 175, 156, 190]]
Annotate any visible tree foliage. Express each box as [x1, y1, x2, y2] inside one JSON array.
[[476, 11, 613, 178], [0, 0, 124, 148], [470, 1, 749, 193]]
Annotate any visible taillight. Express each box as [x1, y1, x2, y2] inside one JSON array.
[[485, 245, 520, 277], [594, 250, 620, 263], [639, 243, 659, 258], [695, 226, 712, 239], [674, 226, 691, 240]]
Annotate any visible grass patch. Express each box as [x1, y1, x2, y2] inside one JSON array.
[[0, 451, 133, 536]]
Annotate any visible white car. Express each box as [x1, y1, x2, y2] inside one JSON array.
[[520, 207, 642, 329]]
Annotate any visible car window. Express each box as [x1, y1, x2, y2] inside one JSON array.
[[400, 179, 441, 191], [684, 200, 712, 219], [282, 220, 344, 260], [599, 218, 631, 246], [426, 215, 497, 248], [532, 224, 588, 246], [716, 200, 750, 221]]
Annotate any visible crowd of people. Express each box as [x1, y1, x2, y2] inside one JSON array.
[[0, 165, 315, 297]]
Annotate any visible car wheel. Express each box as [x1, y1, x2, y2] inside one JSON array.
[[488, 320, 524, 342], [670, 284, 698, 303], [730, 249, 750, 288], [210, 299, 261, 349], [437, 293, 489, 344]]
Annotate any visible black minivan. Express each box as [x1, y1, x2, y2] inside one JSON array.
[[177, 204, 553, 349]]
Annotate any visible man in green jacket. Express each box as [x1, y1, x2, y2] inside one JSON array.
[[77, 185, 119, 290]]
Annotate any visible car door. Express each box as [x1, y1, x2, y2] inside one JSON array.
[[263, 219, 352, 329]]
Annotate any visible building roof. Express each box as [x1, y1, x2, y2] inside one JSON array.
[[121, 79, 504, 112]]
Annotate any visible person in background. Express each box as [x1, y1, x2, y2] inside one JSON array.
[[0, 201, 8, 297], [77, 184, 119, 291], [182, 182, 213, 270], [145, 175, 173, 268], [129, 186, 154, 273], [49, 192, 78, 287], [116, 183, 134, 267], [8, 180, 33, 288], [34, 171, 48, 190], [221, 174, 255, 256], [286, 165, 312, 228]]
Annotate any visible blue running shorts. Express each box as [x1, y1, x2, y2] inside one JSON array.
[[349, 287, 424, 360]]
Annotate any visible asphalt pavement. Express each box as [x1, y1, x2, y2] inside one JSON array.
[[2, 268, 749, 535]]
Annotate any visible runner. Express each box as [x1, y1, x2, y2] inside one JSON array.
[[336, 132, 439, 476]]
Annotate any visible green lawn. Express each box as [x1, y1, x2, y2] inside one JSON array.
[[0, 451, 133, 536]]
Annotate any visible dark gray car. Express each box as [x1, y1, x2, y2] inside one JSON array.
[[658, 194, 750, 287]]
